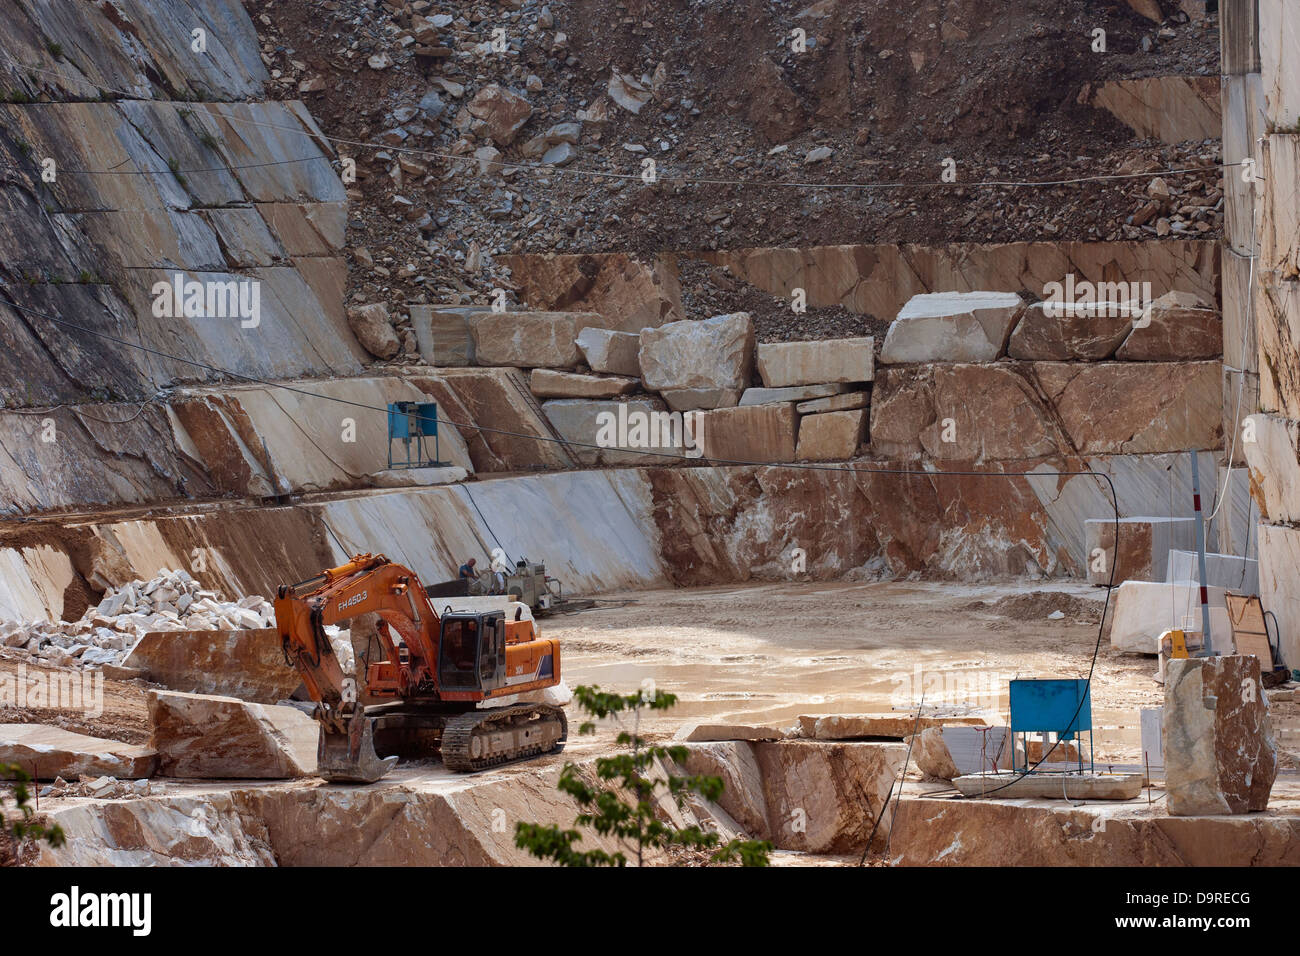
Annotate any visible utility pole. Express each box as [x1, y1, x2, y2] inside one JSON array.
[[1190, 452, 1214, 656]]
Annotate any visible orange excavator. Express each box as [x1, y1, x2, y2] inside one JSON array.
[[274, 552, 567, 782]]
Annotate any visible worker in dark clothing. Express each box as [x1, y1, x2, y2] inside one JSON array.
[[459, 557, 484, 595]]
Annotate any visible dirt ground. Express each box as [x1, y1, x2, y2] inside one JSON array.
[[5, 579, 1297, 771], [548, 580, 1300, 767]]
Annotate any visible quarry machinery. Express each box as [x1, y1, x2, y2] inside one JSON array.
[[274, 552, 567, 782]]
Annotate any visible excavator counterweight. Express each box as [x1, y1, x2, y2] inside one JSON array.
[[274, 553, 566, 782]]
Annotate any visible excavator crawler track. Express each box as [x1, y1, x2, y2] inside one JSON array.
[[440, 703, 568, 772]]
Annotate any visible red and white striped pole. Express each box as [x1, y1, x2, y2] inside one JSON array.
[[1189, 452, 1214, 656]]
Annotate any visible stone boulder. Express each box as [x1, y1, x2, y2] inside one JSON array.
[[1007, 300, 1134, 360], [347, 303, 400, 360], [869, 364, 1062, 461], [1040, 361, 1222, 454], [681, 741, 769, 836], [529, 369, 637, 399], [675, 721, 782, 742], [754, 742, 905, 852], [638, 313, 755, 391], [466, 84, 532, 145], [795, 408, 866, 461], [0, 725, 156, 780], [696, 403, 797, 463], [911, 726, 1010, 779], [1114, 291, 1222, 360], [575, 327, 640, 376], [147, 690, 318, 779], [756, 336, 874, 387], [1164, 655, 1277, 815], [880, 292, 1024, 363], [123, 628, 300, 703], [470, 311, 603, 368], [1083, 516, 1196, 585], [1107, 580, 1230, 654], [410, 304, 478, 366], [797, 713, 988, 740]]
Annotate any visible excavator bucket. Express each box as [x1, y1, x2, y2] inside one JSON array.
[[317, 713, 398, 783]]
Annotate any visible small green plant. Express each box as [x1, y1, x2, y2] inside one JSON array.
[[166, 156, 188, 188], [46, 42, 64, 58], [198, 131, 220, 150], [15, 138, 33, 157], [515, 685, 772, 867], [2, 764, 65, 850]]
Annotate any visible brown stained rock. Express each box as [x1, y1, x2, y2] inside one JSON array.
[[753, 741, 906, 852], [869, 364, 1062, 461], [693, 241, 1220, 322], [529, 369, 638, 399], [795, 408, 866, 461], [697, 403, 797, 463], [0, 725, 156, 780], [38, 763, 615, 866], [1007, 301, 1133, 360], [1256, 275, 1300, 419], [1115, 291, 1222, 360], [1084, 516, 1196, 585], [347, 303, 400, 359], [147, 690, 317, 779], [1164, 655, 1278, 816], [756, 336, 874, 386], [891, 797, 1300, 866], [498, 252, 683, 330], [803, 713, 988, 740], [123, 628, 299, 704], [1036, 360, 1223, 453], [639, 312, 755, 391], [465, 84, 532, 146], [1083, 76, 1221, 144], [645, 462, 1059, 585]]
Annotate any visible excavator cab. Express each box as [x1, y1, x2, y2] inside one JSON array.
[[437, 611, 506, 693]]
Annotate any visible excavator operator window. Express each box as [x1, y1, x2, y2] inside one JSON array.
[[438, 616, 481, 691]]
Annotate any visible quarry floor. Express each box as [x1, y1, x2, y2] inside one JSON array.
[[11, 578, 1300, 766], [12, 580, 1300, 866], [557, 580, 1163, 763]]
